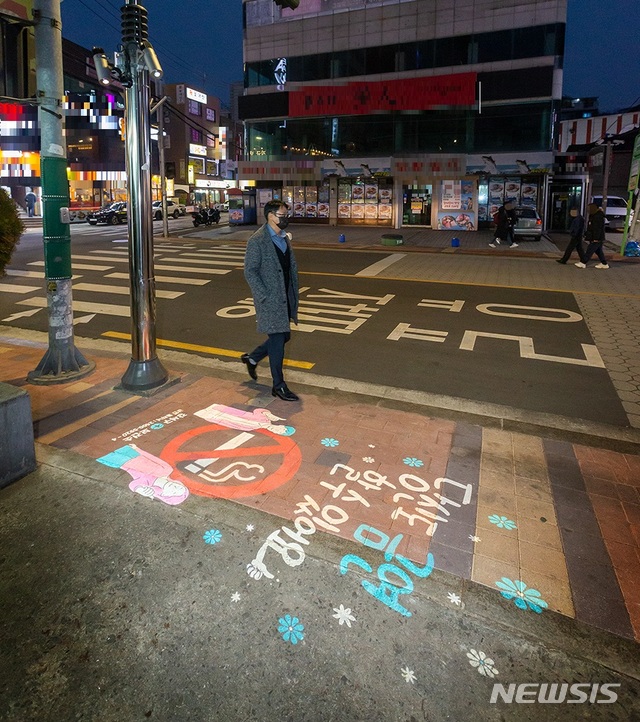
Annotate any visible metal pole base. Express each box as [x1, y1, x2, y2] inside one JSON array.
[[120, 357, 169, 393], [27, 346, 95, 385]]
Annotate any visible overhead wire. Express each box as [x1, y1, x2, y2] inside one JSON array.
[[68, 0, 232, 96]]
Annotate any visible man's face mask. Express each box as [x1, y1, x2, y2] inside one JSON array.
[[274, 212, 289, 230]]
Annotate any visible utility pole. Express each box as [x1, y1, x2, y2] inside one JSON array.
[[28, 0, 94, 384], [93, 0, 170, 392]]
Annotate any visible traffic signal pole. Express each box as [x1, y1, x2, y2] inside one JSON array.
[[28, 0, 94, 384]]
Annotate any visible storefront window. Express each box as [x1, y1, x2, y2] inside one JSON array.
[[338, 178, 392, 225], [479, 177, 541, 223]]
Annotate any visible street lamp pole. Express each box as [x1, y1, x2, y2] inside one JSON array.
[[93, 0, 169, 391]]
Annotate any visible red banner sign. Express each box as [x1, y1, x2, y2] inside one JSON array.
[[289, 72, 477, 118]]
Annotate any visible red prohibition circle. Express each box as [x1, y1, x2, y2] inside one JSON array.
[[159, 424, 301, 499]]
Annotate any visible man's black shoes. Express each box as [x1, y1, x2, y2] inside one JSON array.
[[272, 385, 299, 402], [241, 353, 258, 381]]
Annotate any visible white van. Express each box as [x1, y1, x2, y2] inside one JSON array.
[[591, 195, 629, 231]]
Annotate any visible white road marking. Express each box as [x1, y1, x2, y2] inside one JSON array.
[[2, 308, 41, 321], [5, 270, 46, 278], [162, 257, 242, 267], [0, 283, 41, 294], [18, 297, 130, 317], [73, 282, 183, 299], [105, 272, 210, 285], [72, 254, 129, 263], [28, 261, 113, 271], [355, 253, 407, 277], [155, 264, 230, 275]]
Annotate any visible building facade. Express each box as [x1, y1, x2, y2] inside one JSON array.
[[240, 0, 567, 230]]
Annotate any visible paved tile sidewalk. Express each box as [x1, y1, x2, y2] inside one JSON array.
[[3, 339, 639, 643]]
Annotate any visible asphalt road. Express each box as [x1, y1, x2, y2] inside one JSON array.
[[0, 223, 627, 427]]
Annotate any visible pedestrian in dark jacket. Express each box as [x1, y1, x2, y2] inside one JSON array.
[[575, 203, 608, 269], [242, 200, 300, 401], [489, 202, 518, 248], [557, 208, 585, 264]]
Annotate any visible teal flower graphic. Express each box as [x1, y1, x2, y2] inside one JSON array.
[[488, 514, 517, 530], [150, 423, 164, 430], [321, 438, 339, 448], [495, 578, 548, 614], [403, 457, 424, 468], [203, 529, 222, 545], [278, 614, 305, 645]]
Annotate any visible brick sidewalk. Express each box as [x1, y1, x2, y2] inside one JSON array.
[[3, 338, 639, 642]]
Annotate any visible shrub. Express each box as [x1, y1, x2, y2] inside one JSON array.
[[0, 188, 24, 276]]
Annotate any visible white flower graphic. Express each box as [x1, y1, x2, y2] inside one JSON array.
[[231, 592, 241, 603], [467, 649, 498, 678], [332, 604, 356, 627], [362, 456, 375, 463], [368, 444, 376, 448], [469, 535, 481, 543], [447, 592, 462, 606], [246, 524, 255, 532], [401, 666, 417, 684]]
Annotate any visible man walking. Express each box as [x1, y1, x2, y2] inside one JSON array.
[[242, 200, 300, 401], [575, 202, 608, 269], [556, 207, 585, 264], [25, 188, 37, 217]]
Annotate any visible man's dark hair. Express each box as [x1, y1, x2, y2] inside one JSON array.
[[264, 199, 289, 220]]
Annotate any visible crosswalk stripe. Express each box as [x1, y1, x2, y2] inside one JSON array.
[[73, 282, 183, 299], [90, 250, 129, 255], [28, 261, 113, 271], [72, 254, 129, 262], [181, 249, 245, 255], [0, 283, 40, 294], [155, 264, 230, 275], [105, 272, 210, 286], [18, 297, 129, 316], [161, 257, 242, 267], [5, 270, 46, 278]]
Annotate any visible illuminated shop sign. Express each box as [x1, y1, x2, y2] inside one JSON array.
[[186, 87, 207, 104], [289, 72, 477, 117], [189, 143, 207, 156]]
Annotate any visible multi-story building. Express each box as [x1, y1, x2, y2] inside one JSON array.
[[240, 0, 568, 230], [163, 83, 229, 207], [0, 4, 233, 217]]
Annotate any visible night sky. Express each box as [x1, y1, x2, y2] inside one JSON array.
[[60, 0, 639, 113]]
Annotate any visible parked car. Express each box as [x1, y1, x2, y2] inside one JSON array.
[[512, 206, 543, 240], [87, 202, 127, 225], [216, 202, 229, 212], [152, 200, 185, 220], [591, 195, 629, 231]]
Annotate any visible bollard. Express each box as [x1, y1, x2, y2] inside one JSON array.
[[339, 233, 346, 243], [451, 237, 460, 247]]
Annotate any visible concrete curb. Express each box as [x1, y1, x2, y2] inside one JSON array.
[[4, 326, 639, 453]]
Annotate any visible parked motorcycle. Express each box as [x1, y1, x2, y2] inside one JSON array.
[[191, 207, 221, 227]]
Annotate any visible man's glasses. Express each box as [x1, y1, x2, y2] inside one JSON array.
[[274, 213, 289, 218]]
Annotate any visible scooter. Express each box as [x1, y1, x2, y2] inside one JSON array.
[[192, 208, 212, 227], [208, 207, 221, 224]]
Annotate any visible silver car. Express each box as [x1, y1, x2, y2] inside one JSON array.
[[513, 206, 543, 240]]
